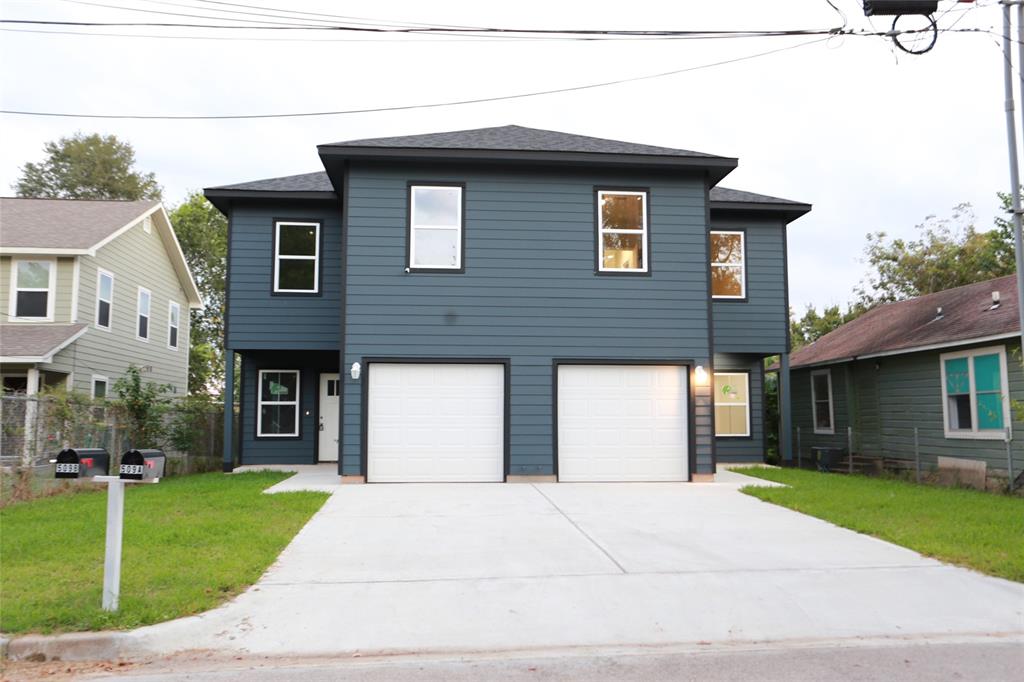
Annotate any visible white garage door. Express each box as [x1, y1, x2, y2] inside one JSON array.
[[367, 363, 504, 483], [557, 365, 689, 482]]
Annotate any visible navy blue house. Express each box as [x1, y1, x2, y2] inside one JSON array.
[[205, 126, 810, 482]]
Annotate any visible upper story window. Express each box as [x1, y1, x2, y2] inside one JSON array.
[[710, 231, 746, 299], [95, 268, 114, 330], [137, 286, 151, 341], [167, 301, 180, 350], [941, 346, 1009, 440], [811, 369, 834, 434], [409, 185, 463, 271], [597, 190, 648, 273], [274, 221, 320, 293], [10, 259, 55, 320], [714, 372, 750, 437]]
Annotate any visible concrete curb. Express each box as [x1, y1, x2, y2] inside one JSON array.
[[4, 631, 136, 662]]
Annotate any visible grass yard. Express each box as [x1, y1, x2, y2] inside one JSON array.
[[738, 467, 1024, 583], [0, 472, 328, 634]]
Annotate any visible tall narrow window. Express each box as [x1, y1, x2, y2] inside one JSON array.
[[258, 370, 300, 437], [11, 259, 54, 319], [137, 287, 151, 340], [710, 231, 746, 298], [274, 221, 320, 293], [810, 369, 834, 434], [409, 185, 463, 270], [92, 375, 108, 400], [597, 190, 648, 273], [941, 346, 1009, 439], [95, 269, 114, 329], [714, 372, 750, 437], [167, 301, 180, 350]]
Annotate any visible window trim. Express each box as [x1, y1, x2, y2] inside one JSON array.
[[136, 286, 151, 342], [167, 300, 181, 351], [810, 368, 835, 435], [95, 268, 114, 331], [91, 374, 109, 400], [595, 188, 650, 275], [9, 257, 57, 321], [257, 369, 301, 438], [273, 220, 322, 294], [940, 345, 1011, 440], [709, 229, 747, 300], [714, 371, 751, 438], [406, 182, 466, 273]]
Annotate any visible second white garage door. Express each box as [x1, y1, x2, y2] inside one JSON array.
[[367, 363, 505, 483], [557, 364, 689, 482]]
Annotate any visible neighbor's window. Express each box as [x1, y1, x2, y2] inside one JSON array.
[[167, 301, 180, 350], [137, 287, 151, 340], [409, 185, 463, 270], [92, 376, 108, 400], [941, 346, 1009, 439], [258, 370, 300, 437], [710, 231, 746, 298], [96, 269, 114, 329], [274, 221, 320, 293], [714, 372, 750, 437], [810, 369, 834, 434], [11, 259, 54, 319], [598, 190, 648, 272]]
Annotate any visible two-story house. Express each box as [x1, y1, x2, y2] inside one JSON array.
[[0, 198, 202, 399], [205, 126, 810, 482]]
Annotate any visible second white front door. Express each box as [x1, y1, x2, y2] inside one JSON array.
[[318, 373, 340, 462]]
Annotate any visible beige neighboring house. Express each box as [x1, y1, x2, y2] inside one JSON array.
[[0, 198, 202, 400]]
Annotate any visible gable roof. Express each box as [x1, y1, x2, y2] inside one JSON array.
[[0, 323, 87, 363], [790, 275, 1021, 369], [0, 198, 203, 308]]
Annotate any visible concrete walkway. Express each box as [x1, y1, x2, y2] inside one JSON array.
[[233, 464, 342, 494], [117, 470, 1023, 659]]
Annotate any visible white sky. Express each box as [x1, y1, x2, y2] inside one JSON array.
[[0, 0, 1011, 313]]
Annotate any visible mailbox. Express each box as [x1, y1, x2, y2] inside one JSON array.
[[55, 449, 81, 479], [76, 448, 110, 478], [119, 449, 165, 480]]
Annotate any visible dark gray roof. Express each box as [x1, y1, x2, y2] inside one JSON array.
[[0, 323, 87, 360], [710, 187, 804, 206], [208, 171, 335, 193], [321, 125, 724, 159], [0, 198, 159, 249]]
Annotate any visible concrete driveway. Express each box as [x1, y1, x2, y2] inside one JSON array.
[[132, 470, 1023, 658]]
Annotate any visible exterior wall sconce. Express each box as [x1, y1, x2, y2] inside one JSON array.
[[694, 365, 709, 386], [350, 362, 361, 381]]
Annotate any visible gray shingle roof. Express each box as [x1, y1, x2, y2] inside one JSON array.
[[709, 187, 807, 206], [0, 198, 159, 250], [0, 323, 87, 360], [321, 125, 724, 159]]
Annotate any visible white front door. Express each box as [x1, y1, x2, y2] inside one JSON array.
[[318, 373, 340, 462]]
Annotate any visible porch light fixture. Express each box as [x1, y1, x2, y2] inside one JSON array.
[[350, 362, 361, 381], [694, 365, 709, 386]]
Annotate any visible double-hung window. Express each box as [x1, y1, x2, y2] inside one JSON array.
[[10, 259, 55, 320], [258, 370, 300, 437], [137, 287, 151, 340], [941, 346, 1010, 439], [274, 221, 320, 293], [95, 269, 114, 330], [810, 369, 834, 434], [409, 185, 463, 271], [597, 190, 648, 273], [710, 231, 746, 298], [714, 372, 751, 437], [92, 375, 108, 400], [167, 301, 180, 350]]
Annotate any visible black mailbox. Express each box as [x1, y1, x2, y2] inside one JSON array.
[[55, 449, 81, 479], [120, 449, 166, 480], [862, 1, 938, 16], [76, 448, 110, 478]]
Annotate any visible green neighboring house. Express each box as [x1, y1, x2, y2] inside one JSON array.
[[0, 198, 202, 399], [788, 275, 1023, 480]]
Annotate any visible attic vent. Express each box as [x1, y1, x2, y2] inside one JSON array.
[[934, 306, 943, 320], [991, 291, 1001, 310]]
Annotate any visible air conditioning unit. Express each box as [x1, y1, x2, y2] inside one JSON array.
[[862, 1, 939, 16]]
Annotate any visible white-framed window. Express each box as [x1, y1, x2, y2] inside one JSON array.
[[710, 230, 746, 299], [95, 268, 114, 330], [136, 287, 151, 341], [940, 345, 1011, 440], [597, 190, 648, 273], [274, 221, 320, 293], [810, 369, 835, 434], [142, 216, 152, 234], [167, 301, 180, 350], [9, 258, 56, 320], [409, 185, 463, 270], [91, 375, 109, 400], [714, 372, 751, 437], [257, 370, 300, 437]]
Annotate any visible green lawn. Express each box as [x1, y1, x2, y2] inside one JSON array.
[[0, 472, 328, 634], [737, 467, 1024, 583]]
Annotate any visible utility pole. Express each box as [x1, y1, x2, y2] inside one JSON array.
[[1002, 1, 1024, 354]]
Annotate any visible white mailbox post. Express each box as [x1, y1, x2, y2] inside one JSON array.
[[92, 475, 158, 611]]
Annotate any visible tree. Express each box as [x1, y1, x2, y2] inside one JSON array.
[[113, 366, 170, 448], [790, 303, 863, 350], [14, 133, 161, 200], [169, 192, 227, 392]]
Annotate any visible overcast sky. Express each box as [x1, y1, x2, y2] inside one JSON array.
[[0, 0, 1010, 312]]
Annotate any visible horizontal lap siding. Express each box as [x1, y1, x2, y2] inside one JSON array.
[[791, 365, 850, 457], [711, 217, 787, 354], [714, 353, 765, 462], [342, 164, 712, 477]]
